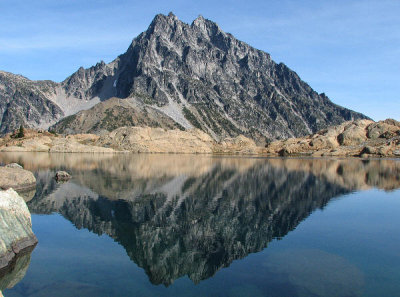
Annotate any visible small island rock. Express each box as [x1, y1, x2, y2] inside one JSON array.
[[55, 171, 71, 182]]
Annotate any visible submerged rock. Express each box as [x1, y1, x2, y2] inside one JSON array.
[[0, 189, 37, 270]]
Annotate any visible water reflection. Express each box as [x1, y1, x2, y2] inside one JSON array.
[[0, 153, 399, 290], [0, 246, 35, 296]]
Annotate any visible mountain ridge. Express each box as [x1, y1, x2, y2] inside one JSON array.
[[0, 13, 368, 141]]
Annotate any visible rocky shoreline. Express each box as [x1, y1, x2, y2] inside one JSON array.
[[0, 119, 398, 158], [265, 119, 400, 158]]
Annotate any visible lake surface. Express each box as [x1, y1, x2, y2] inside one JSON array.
[[0, 153, 399, 297]]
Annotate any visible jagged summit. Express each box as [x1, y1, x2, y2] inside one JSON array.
[[0, 13, 368, 140]]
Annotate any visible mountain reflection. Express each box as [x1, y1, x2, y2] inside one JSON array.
[[1, 153, 399, 286]]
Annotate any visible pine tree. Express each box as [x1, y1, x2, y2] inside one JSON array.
[[17, 125, 24, 138]]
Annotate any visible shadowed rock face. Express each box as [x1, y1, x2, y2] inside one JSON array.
[[1, 13, 367, 141], [50, 97, 184, 135], [0, 72, 63, 134], [0, 153, 394, 286]]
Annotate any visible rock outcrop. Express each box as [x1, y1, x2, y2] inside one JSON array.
[[266, 119, 400, 157], [1, 119, 400, 157], [0, 129, 117, 153], [0, 189, 37, 269], [1, 117, 400, 157], [0, 13, 367, 142], [97, 127, 215, 153]]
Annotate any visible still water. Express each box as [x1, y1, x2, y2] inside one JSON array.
[[0, 153, 399, 297]]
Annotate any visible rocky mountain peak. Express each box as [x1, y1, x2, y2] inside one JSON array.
[[0, 13, 369, 140], [147, 12, 184, 36], [191, 14, 223, 38], [167, 11, 178, 20]]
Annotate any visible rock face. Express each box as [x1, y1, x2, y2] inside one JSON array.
[[0, 167, 36, 192], [0, 13, 367, 142], [0, 71, 64, 134], [0, 189, 37, 269], [266, 119, 400, 157]]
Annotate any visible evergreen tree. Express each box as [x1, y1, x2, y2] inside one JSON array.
[[17, 125, 24, 138]]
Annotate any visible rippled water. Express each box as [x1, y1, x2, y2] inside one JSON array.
[[0, 153, 400, 297]]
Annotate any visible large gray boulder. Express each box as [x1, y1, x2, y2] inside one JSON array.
[[0, 189, 37, 269]]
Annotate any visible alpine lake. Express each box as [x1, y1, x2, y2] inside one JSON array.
[[0, 152, 399, 297]]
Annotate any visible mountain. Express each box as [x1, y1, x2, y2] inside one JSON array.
[[0, 71, 63, 134], [1, 13, 368, 141]]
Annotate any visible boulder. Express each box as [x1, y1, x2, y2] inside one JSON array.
[[367, 119, 400, 139], [0, 189, 37, 269], [214, 135, 261, 154], [0, 168, 36, 192], [55, 171, 71, 182], [337, 120, 371, 146]]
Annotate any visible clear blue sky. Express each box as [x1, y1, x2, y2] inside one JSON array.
[[0, 0, 399, 121]]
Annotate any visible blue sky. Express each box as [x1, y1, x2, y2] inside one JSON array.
[[0, 0, 399, 120]]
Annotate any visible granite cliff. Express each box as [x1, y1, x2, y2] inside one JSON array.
[[1, 13, 367, 142]]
